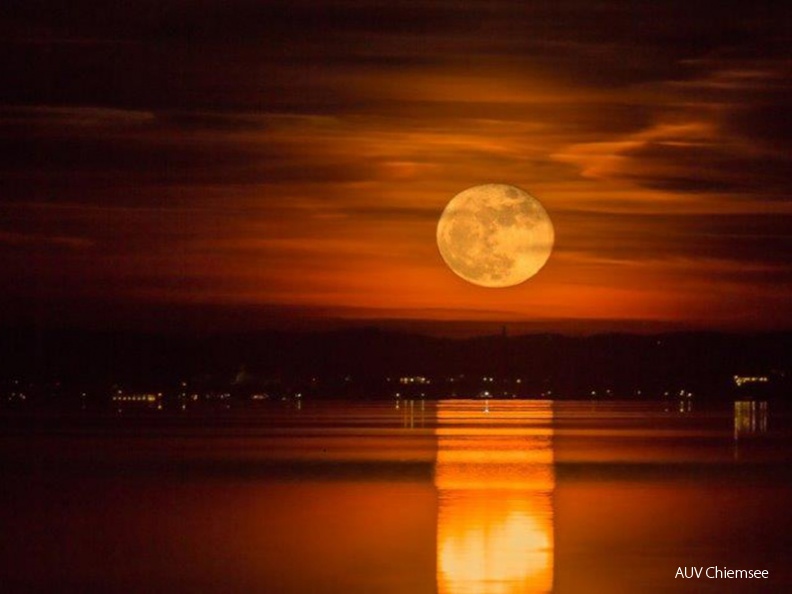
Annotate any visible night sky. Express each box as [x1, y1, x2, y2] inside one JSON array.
[[2, 1, 791, 334]]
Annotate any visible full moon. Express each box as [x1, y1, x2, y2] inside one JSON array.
[[436, 184, 554, 288]]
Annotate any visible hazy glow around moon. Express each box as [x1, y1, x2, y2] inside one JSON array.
[[436, 184, 555, 287]]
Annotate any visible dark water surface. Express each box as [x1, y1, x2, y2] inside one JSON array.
[[2, 400, 790, 593]]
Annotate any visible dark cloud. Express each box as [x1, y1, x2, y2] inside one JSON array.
[[3, 1, 790, 109], [621, 143, 792, 196], [557, 209, 792, 267], [0, 108, 385, 204], [725, 91, 792, 153]]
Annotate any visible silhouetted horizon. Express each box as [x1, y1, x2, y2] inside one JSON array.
[[2, 325, 789, 404]]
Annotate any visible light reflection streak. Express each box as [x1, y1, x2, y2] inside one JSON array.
[[734, 400, 769, 439], [435, 400, 554, 594]]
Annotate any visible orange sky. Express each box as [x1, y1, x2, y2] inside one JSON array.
[[1, 1, 791, 333]]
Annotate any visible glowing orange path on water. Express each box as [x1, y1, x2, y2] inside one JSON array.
[[435, 401, 554, 594]]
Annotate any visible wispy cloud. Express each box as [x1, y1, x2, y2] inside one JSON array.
[[0, 230, 94, 249]]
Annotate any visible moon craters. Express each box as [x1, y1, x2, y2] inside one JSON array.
[[436, 184, 554, 288]]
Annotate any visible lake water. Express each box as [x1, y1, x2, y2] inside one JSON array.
[[1, 400, 790, 593]]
